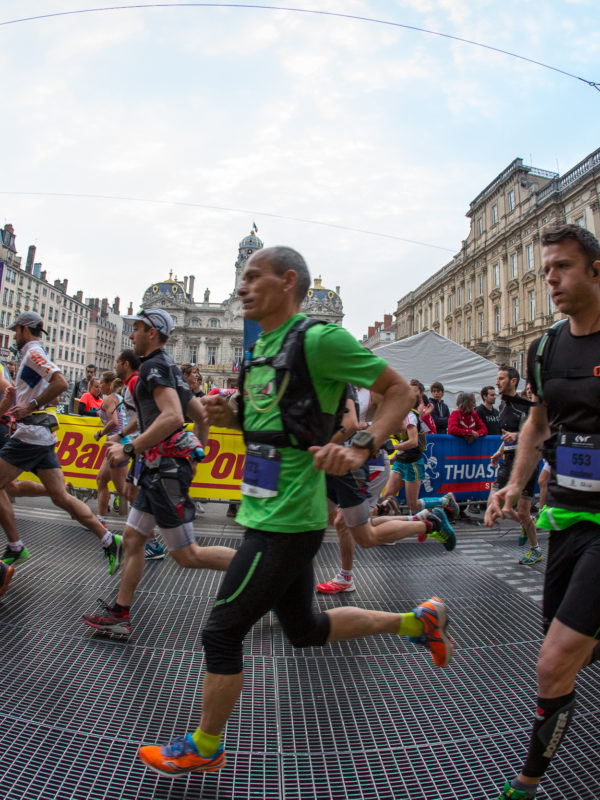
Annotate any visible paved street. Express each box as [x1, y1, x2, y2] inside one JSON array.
[[1, 499, 598, 800]]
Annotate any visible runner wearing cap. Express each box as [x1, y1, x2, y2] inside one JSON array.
[[0, 312, 123, 574], [82, 308, 235, 636]]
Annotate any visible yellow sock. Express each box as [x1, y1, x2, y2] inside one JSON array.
[[397, 612, 423, 638], [191, 728, 222, 757]]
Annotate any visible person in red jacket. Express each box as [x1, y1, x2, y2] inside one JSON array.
[[448, 392, 487, 443]]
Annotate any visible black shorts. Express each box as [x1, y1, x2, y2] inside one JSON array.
[[493, 454, 537, 498], [202, 528, 330, 674], [133, 457, 194, 529], [0, 438, 60, 474], [543, 521, 600, 638], [326, 466, 369, 508]]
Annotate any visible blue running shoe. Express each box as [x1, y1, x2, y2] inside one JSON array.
[[427, 508, 456, 551], [145, 539, 166, 560]]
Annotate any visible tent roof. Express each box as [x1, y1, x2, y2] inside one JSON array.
[[372, 330, 500, 407]]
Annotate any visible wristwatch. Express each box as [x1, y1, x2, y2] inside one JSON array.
[[350, 430, 376, 458], [122, 442, 136, 458], [29, 398, 39, 410]]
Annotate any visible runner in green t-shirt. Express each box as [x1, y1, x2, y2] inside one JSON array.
[[138, 245, 456, 779]]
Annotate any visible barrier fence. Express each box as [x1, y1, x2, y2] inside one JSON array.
[[20, 418, 532, 504]]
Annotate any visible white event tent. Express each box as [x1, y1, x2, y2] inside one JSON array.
[[372, 330, 502, 410]]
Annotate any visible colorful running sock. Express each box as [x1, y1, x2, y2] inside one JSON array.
[[8, 541, 24, 551], [417, 518, 434, 543], [100, 531, 113, 548], [339, 569, 353, 582], [191, 728, 222, 757], [397, 612, 423, 638]]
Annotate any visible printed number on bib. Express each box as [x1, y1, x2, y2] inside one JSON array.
[[556, 432, 600, 492], [241, 443, 282, 498]]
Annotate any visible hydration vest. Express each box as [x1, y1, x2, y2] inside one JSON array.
[[237, 317, 346, 450], [533, 319, 596, 403]]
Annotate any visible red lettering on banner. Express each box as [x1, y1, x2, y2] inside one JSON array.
[[212, 452, 235, 479], [203, 438, 220, 464], [76, 443, 100, 469], [56, 432, 83, 466], [234, 453, 245, 479], [438, 482, 490, 494]]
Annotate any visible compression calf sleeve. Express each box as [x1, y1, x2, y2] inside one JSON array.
[[521, 691, 575, 778]]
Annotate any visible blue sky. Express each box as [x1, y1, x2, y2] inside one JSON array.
[[1, 1, 598, 336]]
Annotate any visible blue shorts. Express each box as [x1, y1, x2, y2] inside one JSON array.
[[0, 438, 60, 474], [392, 458, 425, 482]]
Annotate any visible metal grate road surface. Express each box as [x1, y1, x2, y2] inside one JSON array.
[[0, 515, 598, 799]]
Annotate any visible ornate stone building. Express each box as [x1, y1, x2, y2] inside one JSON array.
[[301, 276, 344, 325], [139, 231, 345, 387], [392, 147, 600, 375]]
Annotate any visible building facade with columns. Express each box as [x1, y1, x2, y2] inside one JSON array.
[[139, 231, 345, 388], [392, 147, 600, 375]]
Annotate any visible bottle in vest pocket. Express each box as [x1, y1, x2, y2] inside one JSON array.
[[242, 443, 282, 498]]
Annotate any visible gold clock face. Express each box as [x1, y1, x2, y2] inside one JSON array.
[[152, 285, 158, 294], [172, 285, 178, 294]]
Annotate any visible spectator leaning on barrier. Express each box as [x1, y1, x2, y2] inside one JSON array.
[[429, 381, 450, 433], [77, 377, 103, 416], [475, 385, 501, 435], [71, 364, 96, 412], [448, 392, 487, 443]]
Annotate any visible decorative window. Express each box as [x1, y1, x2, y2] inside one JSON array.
[[526, 244, 534, 270], [190, 318, 200, 327], [510, 253, 517, 278], [447, 294, 453, 313], [457, 286, 463, 306], [513, 297, 519, 326], [495, 306, 501, 332], [208, 346, 217, 365], [493, 264, 499, 286], [547, 289, 555, 315], [466, 281, 472, 301], [477, 217, 483, 236], [478, 312, 484, 338], [467, 317, 472, 340], [491, 204, 498, 225], [209, 319, 219, 328], [508, 190, 515, 211], [457, 321, 462, 342], [189, 345, 197, 363], [528, 290, 535, 321]]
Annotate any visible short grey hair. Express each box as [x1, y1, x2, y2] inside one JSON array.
[[261, 246, 311, 302], [456, 391, 476, 412]]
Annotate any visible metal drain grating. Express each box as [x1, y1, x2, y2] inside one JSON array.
[[1, 512, 599, 799]]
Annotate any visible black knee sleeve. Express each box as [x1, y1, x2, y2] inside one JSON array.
[[202, 626, 244, 675], [522, 691, 576, 778]]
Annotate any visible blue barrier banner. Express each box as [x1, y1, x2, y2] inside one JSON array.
[[395, 434, 503, 503]]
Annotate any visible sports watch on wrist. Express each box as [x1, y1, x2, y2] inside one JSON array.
[[350, 430, 376, 458], [29, 398, 39, 410], [123, 442, 135, 458]]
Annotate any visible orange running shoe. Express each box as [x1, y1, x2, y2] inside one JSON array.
[[0, 562, 14, 598], [409, 596, 454, 668], [139, 734, 226, 778]]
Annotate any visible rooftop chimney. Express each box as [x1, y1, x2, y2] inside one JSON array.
[[113, 297, 120, 314], [101, 298, 109, 316], [128, 302, 134, 315], [25, 245, 36, 274], [368, 326, 375, 338], [383, 314, 392, 329], [188, 275, 195, 298]]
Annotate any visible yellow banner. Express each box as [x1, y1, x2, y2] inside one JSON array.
[[20, 414, 244, 501]]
